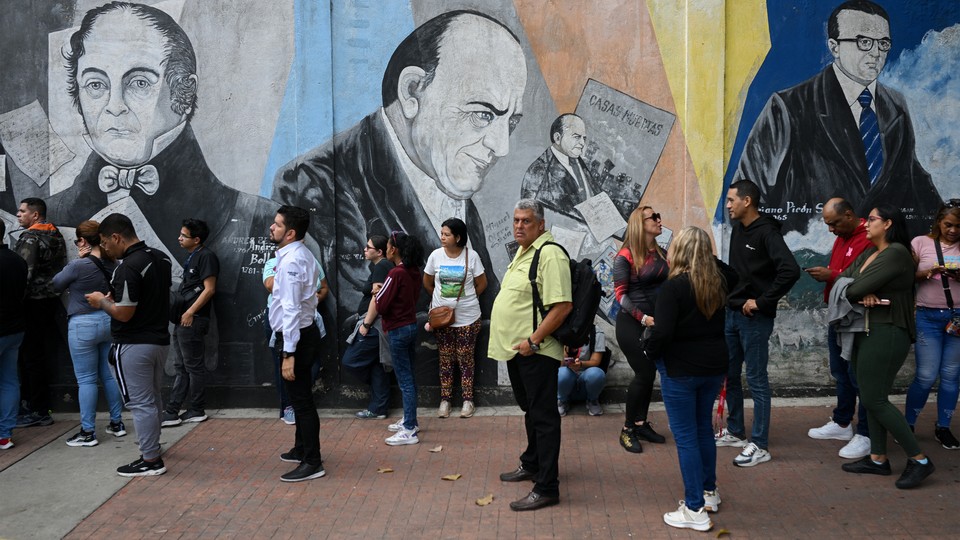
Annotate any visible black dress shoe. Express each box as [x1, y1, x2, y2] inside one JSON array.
[[499, 465, 536, 482], [280, 462, 326, 482], [841, 456, 892, 476], [509, 491, 560, 511], [895, 458, 934, 489], [634, 422, 666, 444]]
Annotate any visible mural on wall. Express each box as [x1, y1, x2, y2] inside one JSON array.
[[732, 0, 941, 238], [272, 9, 526, 330]]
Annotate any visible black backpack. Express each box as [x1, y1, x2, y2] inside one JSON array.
[[529, 241, 603, 349]]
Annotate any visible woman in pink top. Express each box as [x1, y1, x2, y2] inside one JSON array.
[[906, 199, 960, 450]]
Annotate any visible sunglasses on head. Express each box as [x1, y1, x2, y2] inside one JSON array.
[[944, 199, 960, 209]]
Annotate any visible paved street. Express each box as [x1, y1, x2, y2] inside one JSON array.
[[1, 398, 957, 539]]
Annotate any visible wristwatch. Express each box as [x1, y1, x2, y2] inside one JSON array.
[[361, 321, 372, 329], [281, 351, 294, 359], [527, 337, 540, 351]]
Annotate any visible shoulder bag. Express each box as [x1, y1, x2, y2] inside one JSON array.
[[933, 240, 960, 336]]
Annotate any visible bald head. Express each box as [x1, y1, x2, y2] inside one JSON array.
[[822, 197, 859, 237]]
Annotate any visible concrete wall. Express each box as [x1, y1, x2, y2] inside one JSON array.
[[1, 0, 957, 408]]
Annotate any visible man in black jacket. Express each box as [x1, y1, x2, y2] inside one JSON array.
[[716, 180, 800, 467]]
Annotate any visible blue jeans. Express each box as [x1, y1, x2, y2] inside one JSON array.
[[0, 332, 23, 439], [724, 309, 774, 449], [658, 362, 723, 512], [827, 325, 869, 436], [387, 323, 418, 430], [67, 312, 123, 432], [906, 307, 960, 428], [557, 366, 606, 402], [342, 327, 390, 415]]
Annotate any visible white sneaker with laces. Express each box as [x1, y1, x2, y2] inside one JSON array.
[[839, 433, 871, 459], [808, 419, 854, 441], [385, 428, 420, 446], [387, 417, 420, 434], [733, 442, 771, 467], [663, 501, 712, 531], [715, 428, 747, 447], [703, 489, 720, 512]]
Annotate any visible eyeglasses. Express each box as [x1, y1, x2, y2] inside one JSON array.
[[866, 215, 885, 222], [835, 35, 891, 52], [644, 213, 662, 222], [363, 245, 375, 251], [73, 238, 83, 246]]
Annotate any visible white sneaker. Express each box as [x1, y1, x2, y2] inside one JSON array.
[[808, 419, 854, 441], [733, 442, 771, 467], [839, 434, 871, 459], [438, 400, 451, 418], [385, 428, 420, 446], [703, 489, 721, 512], [387, 417, 420, 434], [715, 428, 747, 447], [460, 400, 475, 418], [663, 501, 712, 531]]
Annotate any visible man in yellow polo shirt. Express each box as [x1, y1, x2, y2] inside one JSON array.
[[490, 199, 572, 512]]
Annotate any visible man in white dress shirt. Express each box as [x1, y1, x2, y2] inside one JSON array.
[[268, 206, 325, 482]]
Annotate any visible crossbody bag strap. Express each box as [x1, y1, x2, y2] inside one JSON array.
[[453, 247, 468, 304], [934, 240, 955, 309], [88, 255, 116, 297]]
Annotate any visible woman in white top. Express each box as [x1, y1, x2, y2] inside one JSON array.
[[906, 199, 960, 449], [423, 218, 487, 418]]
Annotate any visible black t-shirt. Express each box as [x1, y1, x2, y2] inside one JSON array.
[[111, 242, 172, 345], [181, 246, 219, 317], [357, 258, 394, 314]]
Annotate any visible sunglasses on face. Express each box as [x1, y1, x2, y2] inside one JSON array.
[[644, 213, 662, 222]]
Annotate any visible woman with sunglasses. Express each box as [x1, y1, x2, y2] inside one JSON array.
[[614, 206, 668, 453], [839, 204, 934, 488], [905, 199, 960, 450], [359, 231, 425, 446], [423, 218, 487, 419], [51, 221, 126, 447]]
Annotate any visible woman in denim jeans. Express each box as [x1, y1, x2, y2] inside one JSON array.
[[643, 227, 737, 532], [906, 200, 960, 450], [359, 231, 424, 446], [52, 220, 125, 447]]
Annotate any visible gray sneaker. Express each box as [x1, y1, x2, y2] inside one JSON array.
[[557, 400, 569, 417], [586, 400, 603, 416]]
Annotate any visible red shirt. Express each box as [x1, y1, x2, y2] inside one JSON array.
[[375, 263, 421, 330], [822, 218, 872, 302]]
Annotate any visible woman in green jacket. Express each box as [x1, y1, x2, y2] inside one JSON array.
[[839, 203, 934, 489]]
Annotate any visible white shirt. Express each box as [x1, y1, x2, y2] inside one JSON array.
[[832, 63, 879, 128], [268, 240, 319, 353], [423, 246, 485, 326], [550, 145, 592, 198], [380, 108, 469, 243]]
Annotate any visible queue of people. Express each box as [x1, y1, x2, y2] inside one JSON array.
[[1, 188, 957, 530]]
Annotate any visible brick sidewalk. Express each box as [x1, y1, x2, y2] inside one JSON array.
[[66, 405, 958, 539]]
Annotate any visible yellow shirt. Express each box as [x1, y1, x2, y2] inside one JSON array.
[[489, 231, 572, 361]]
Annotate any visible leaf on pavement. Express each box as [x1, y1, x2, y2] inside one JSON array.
[[475, 494, 494, 506], [428, 445, 443, 453], [716, 529, 731, 538], [441, 474, 462, 481], [377, 467, 394, 474]]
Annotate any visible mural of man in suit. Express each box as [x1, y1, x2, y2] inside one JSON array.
[[273, 10, 527, 323], [45, 2, 281, 375], [521, 113, 602, 221], [734, 0, 941, 237]]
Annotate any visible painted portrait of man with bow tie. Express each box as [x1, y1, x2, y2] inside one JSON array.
[[45, 1, 285, 380]]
